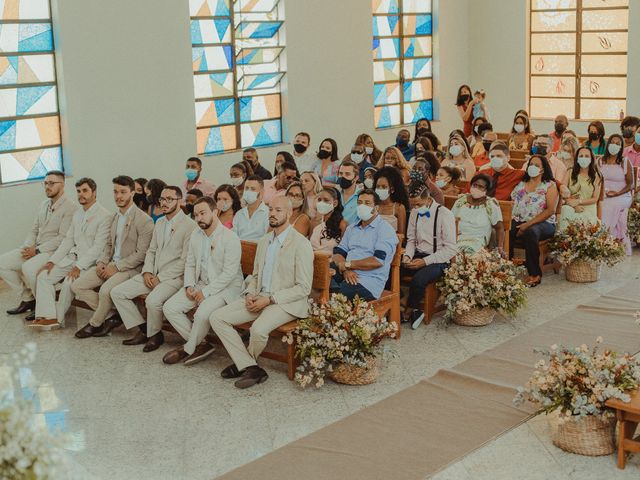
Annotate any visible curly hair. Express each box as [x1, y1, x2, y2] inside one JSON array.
[[214, 184, 242, 215], [373, 166, 411, 214], [320, 187, 344, 242]]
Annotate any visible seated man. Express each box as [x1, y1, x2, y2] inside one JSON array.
[[331, 189, 398, 301], [479, 142, 525, 201], [0, 170, 77, 317], [72, 176, 154, 338], [110, 186, 197, 352], [32, 178, 111, 330], [262, 161, 297, 206], [181, 157, 216, 198], [232, 175, 270, 241], [162, 197, 243, 365], [210, 196, 313, 389]]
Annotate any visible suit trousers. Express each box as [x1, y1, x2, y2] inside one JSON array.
[[163, 288, 228, 355], [110, 274, 181, 336], [71, 267, 137, 327], [35, 264, 75, 324], [210, 297, 296, 371], [0, 249, 50, 302]]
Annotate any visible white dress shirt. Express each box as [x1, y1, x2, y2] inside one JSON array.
[[113, 204, 134, 262], [232, 202, 269, 241], [260, 226, 291, 294], [293, 151, 316, 173]]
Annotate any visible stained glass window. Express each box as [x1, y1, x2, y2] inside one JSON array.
[[529, 0, 628, 120], [190, 0, 285, 155], [0, 0, 63, 185], [372, 0, 434, 129]]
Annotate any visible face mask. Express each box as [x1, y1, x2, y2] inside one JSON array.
[[449, 145, 463, 157], [357, 204, 374, 222], [185, 204, 194, 215], [289, 198, 303, 209], [417, 127, 429, 136], [470, 186, 486, 199], [635, 133, 640, 145], [375, 188, 390, 201], [363, 178, 374, 189], [365, 147, 374, 155], [134, 193, 146, 205], [459, 94, 470, 104], [242, 190, 258, 205], [338, 176, 354, 190], [351, 153, 364, 163], [588, 132, 599, 142], [417, 205, 429, 215], [185, 169, 198, 181], [396, 137, 408, 148], [474, 126, 480, 134], [293, 143, 307, 154], [489, 155, 504, 170], [316, 201, 334, 215], [531, 145, 547, 156], [435, 179, 448, 188], [217, 200, 232, 213], [622, 128, 634, 139], [229, 176, 244, 187], [482, 141, 492, 151], [146, 194, 154, 204], [527, 165, 541, 178], [608, 143, 622, 156], [577, 157, 591, 169], [514, 124, 525, 133], [318, 149, 332, 160], [554, 123, 566, 135]]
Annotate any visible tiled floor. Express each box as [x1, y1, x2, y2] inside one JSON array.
[[1, 253, 639, 480]]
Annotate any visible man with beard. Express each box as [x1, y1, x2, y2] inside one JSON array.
[[0, 170, 77, 318], [31, 178, 111, 330], [111, 186, 196, 352], [210, 196, 313, 389], [72, 176, 154, 339], [161, 197, 243, 365]]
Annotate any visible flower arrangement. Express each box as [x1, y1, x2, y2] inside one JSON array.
[[514, 337, 640, 420], [437, 249, 527, 319], [283, 294, 397, 388], [0, 343, 71, 479], [628, 205, 640, 244], [548, 221, 625, 267]]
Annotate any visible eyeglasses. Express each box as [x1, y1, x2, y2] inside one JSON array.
[[43, 181, 63, 187], [159, 197, 178, 204], [287, 193, 304, 200]]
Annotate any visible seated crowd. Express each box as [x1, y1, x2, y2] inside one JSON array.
[[1, 107, 639, 387]]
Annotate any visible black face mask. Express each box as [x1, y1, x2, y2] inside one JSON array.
[[588, 132, 599, 141], [554, 123, 566, 135], [318, 150, 331, 160], [293, 143, 307, 154], [482, 141, 493, 152], [146, 194, 154, 204], [134, 193, 147, 206], [338, 177, 354, 190], [458, 94, 470, 105], [417, 127, 430, 136], [185, 204, 194, 216], [622, 128, 634, 139]]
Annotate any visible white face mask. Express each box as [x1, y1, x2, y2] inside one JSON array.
[[363, 178, 374, 189], [489, 155, 504, 170], [449, 145, 463, 157], [514, 124, 525, 133], [577, 157, 591, 169], [351, 153, 364, 163], [365, 147, 374, 155], [229, 176, 244, 187], [315, 201, 334, 215], [217, 200, 232, 212], [375, 188, 390, 201], [289, 198, 303, 209], [608, 143, 622, 156], [469, 186, 486, 199], [527, 165, 541, 178], [242, 190, 258, 205], [435, 179, 448, 188], [357, 204, 375, 222], [416, 205, 429, 215]]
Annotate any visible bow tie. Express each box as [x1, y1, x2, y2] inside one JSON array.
[[417, 211, 431, 218]]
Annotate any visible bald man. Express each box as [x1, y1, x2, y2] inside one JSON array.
[[549, 114, 569, 153], [210, 196, 313, 389]]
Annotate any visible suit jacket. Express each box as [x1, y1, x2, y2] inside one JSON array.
[[98, 205, 154, 272], [184, 223, 243, 303], [142, 210, 196, 283], [245, 227, 313, 318], [50, 202, 112, 269], [23, 195, 78, 254]]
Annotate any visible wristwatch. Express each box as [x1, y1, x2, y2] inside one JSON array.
[[344, 261, 352, 270], [269, 295, 276, 305]]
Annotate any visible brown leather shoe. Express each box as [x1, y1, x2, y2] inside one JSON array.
[[143, 332, 164, 352], [234, 365, 268, 389], [184, 342, 215, 366], [122, 330, 147, 346], [29, 318, 61, 331], [162, 347, 189, 365], [92, 315, 123, 337], [221, 364, 243, 379], [75, 323, 101, 339]]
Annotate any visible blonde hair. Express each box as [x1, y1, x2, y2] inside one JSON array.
[[376, 146, 411, 171], [560, 135, 579, 156], [300, 171, 323, 195], [446, 134, 473, 162]]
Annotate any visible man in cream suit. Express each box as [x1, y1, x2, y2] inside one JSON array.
[[31, 178, 111, 330], [210, 196, 313, 389], [111, 186, 196, 352], [0, 170, 77, 317], [72, 176, 154, 339], [162, 197, 243, 366]]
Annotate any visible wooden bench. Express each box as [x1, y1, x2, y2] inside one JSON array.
[[606, 388, 640, 469], [509, 158, 526, 170], [497, 132, 510, 141], [509, 150, 527, 161]]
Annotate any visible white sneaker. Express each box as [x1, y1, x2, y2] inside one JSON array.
[[411, 311, 425, 330]]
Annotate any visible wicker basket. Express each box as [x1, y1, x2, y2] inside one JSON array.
[[565, 260, 602, 283], [453, 308, 496, 327], [548, 413, 615, 456], [329, 356, 379, 385]]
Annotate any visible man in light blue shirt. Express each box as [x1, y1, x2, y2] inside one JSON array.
[[338, 160, 361, 225], [332, 189, 398, 301]]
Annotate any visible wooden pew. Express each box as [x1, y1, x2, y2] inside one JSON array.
[[509, 158, 526, 170], [369, 241, 403, 339], [509, 150, 527, 160], [497, 132, 510, 141]]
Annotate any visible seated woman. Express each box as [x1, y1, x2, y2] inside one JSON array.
[[229, 161, 253, 200], [373, 166, 410, 234], [509, 154, 559, 287], [214, 184, 242, 229], [442, 133, 476, 180], [310, 187, 347, 254], [363, 166, 377, 189], [452, 174, 504, 255], [436, 166, 462, 197], [285, 181, 311, 237], [376, 146, 411, 185], [312, 138, 340, 186], [508, 112, 535, 152], [554, 135, 579, 172], [356, 133, 382, 170], [300, 171, 323, 220], [273, 151, 299, 178], [411, 136, 434, 165], [559, 147, 601, 231]]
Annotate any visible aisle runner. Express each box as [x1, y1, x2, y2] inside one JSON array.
[[218, 286, 640, 480]]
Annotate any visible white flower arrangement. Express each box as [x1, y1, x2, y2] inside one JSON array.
[[548, 221, 625, 267]]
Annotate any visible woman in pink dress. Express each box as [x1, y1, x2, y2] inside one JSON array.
[[214, 184, 242, 230], [599, 134, 633, 255]]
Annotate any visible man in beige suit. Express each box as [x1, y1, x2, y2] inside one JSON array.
[[0, 170, 77, 317], [162, 197, 243, 366], [72, 176, 154, 339], [32, 178, 111, 330], [210, 196, 313, 389], [111, 186, 196, 352]]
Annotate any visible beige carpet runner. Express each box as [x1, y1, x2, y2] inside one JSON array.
[[218, 285, 640, 480]]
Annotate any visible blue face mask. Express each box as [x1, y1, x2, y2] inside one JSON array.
[[185, 169, 198, 181], [635, 132, 640, 145]]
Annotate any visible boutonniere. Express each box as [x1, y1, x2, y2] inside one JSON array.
[[171, 227, 175, 235]]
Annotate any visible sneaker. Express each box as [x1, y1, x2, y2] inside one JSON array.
[[29, 319, 61, 331], [410, 310, 425, 330]]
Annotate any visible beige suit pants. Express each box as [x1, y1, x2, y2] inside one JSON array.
[[34, 264, 75, 324], [209, 297, 295, 371], [0, 249, 50, 302]]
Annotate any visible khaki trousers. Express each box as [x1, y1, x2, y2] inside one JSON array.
[[209, 297, 295, 371], [71, 267, 137, 327], [163, 288, 228, 355], [34, 264, 74, 324], [0, 249, 50, 302], [110, 274, 181, 336]]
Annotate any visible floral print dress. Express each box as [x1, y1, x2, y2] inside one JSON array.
[[511, 181, 556, 224]]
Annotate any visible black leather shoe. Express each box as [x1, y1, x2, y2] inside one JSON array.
[[7, 300, 35, 315], [122, 330, 148, 346], [221, 364, 244, 379], [25, 312, 36, 322], [75, 323, 102, 339], [234, 366, 268, 389], [92, 315, 123, 337], [142, 332, 164, 352]]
